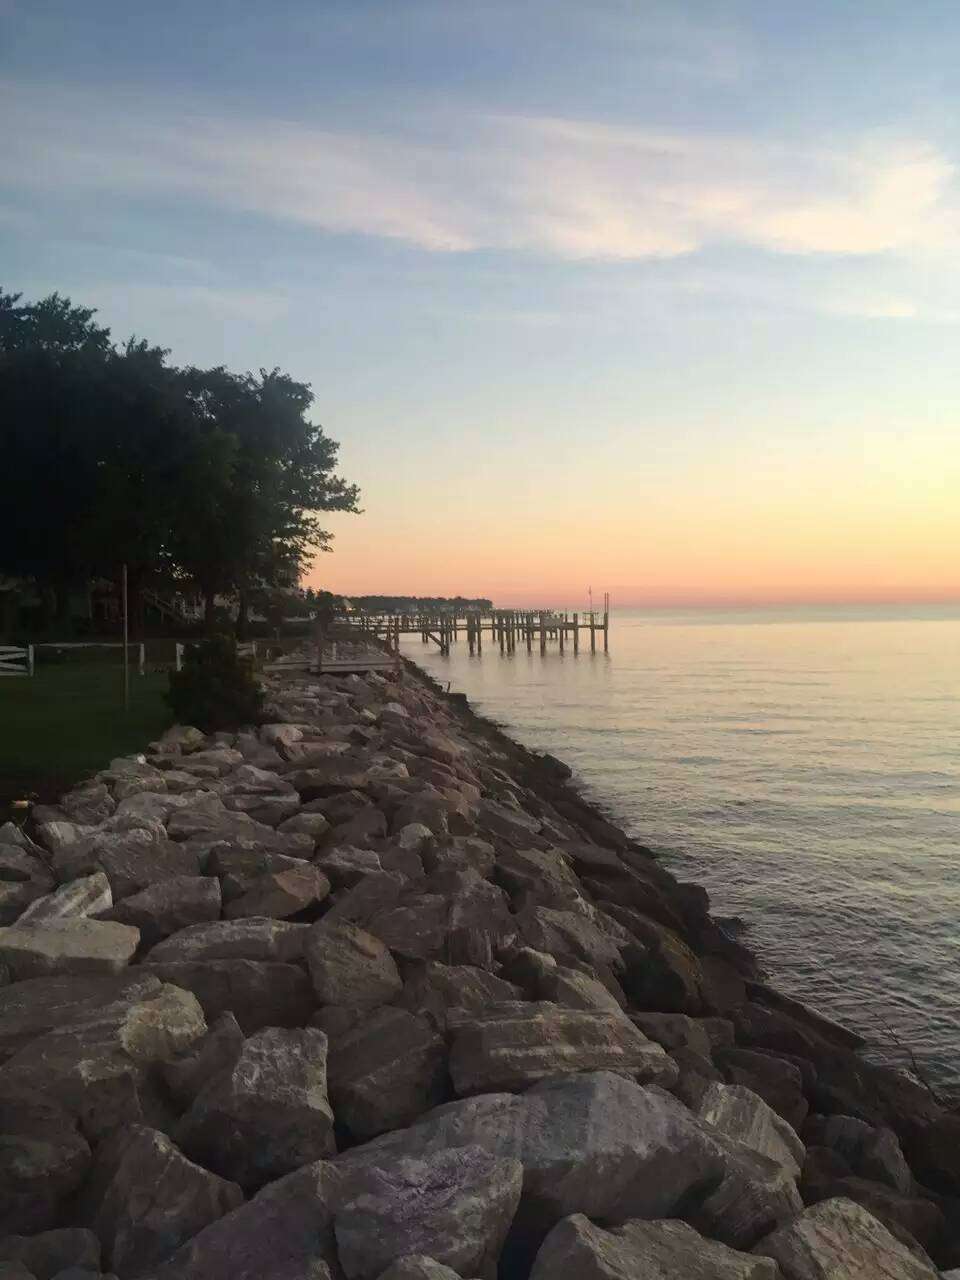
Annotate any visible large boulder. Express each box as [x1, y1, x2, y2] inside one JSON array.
[[375, 1258, 462, 1280], [177, 1027, 335, 1190], [147, 1158, 343, 1280], [0, 1093, 90, 1234], [396, 962, 520, 1031], [327, 1007, 446, 1140], [0, 973, 161, 1064], [102, 876, 221, 947], [448, 1003, 677, 1094], [334, 1145, 522, 1280], [81, 1124, 243, 1276], [698, 1082, 806, 1177], [146, 918, 307, 964], [753, 1196, 938, 1278], [529, 1213, 778, 1280], [81, 836, 201, 900], [717, 1046, 809, 1131], [0, 982, 206, 1139], [305, 921, 402, 1008], [140, 959, 313, 1034], [323, 871, 406, 928], [367, 896, 448, 961], [223, 865, 331, 920], [517, 905, 626, 973], [335, 1072, 725, 1239], [690, 1128, 804, 1249], [0, 919, 139, 979]]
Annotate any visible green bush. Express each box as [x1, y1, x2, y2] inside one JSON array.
[[165, 634, 263, 732]]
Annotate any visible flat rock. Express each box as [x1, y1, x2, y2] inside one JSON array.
[[0, 1093, 91, 1234], [17, 873, 112, 924], [82, 1124, 243, 1276], [753, 1195, 938, 1278], [0, 846, 52, 886], [518, 905, 626, 973], [367, 896, 448, 961], [102, 875, 221, 947], [140, 959, 313, 1034], [93, 838, 202, 900], [530, 1213, 778, 1280], [327, 1007, 446, 1139], [541, 965, 625, 1014], [277, 811, 331, 843], [0, 882, 46, 925], [690, 1129, 804, 1250], [717, 1046, 809, 1131], [177, 1027, 334, 1191], [632, 1011, 713, 1057], [449, 1003, 677, 1094], [163, 1011, 244, 1107], [305, 921, 402, 1008], [224, 865, 330, 919], [0, 1229, 100, 1280], [335, 1145, 522, 1280], [699, 1082, 806, 1177], [147, 1158, 343, 1280], [147, 918, 308, 964], [0, 919, 139, 979]]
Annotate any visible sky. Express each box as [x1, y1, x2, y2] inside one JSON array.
[[2, 0, 959, 608]]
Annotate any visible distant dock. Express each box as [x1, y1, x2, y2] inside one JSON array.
[[346, 596, 610, 657]]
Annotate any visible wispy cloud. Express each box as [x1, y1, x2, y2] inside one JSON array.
[[3, 79, 958, 263]]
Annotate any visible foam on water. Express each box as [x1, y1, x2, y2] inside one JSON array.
[[404, 604, 960, 1089]]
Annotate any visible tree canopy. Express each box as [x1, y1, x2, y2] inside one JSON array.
[[0, 287, 360, 631]]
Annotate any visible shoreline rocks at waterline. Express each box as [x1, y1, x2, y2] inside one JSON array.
[[0, 651, 955, 1279]]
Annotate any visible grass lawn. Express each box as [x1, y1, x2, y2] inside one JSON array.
[[0, 659, 172, 815]]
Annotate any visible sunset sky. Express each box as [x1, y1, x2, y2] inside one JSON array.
[[3, 1, 959, 607]]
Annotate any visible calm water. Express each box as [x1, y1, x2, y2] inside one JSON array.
[[404, 605, 960, 1090]]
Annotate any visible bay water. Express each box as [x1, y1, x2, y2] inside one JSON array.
[[403, 604, 960, 1090]]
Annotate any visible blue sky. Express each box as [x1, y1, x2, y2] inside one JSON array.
[[3, 1, 959, 603]]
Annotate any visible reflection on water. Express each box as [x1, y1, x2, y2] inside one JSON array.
[[404, 604, 960, 1089]]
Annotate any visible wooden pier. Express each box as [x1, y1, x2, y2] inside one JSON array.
[[346, 595, 610, 658]]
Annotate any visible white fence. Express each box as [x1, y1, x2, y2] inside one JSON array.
[[0, 645, 34, 676]]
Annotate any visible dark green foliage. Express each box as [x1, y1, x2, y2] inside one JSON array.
[[165, 635, 264, 732]]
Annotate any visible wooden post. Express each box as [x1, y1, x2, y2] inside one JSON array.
[[559, 615, 564, 652], [27, 644, 34, 677], [539, 611, 546, 655], [138, 642, 145, 676], [175, 642, 183, 672], [604, 592, 609, 652], [590, 610, 596, 653], [573, 613, 579, 654]]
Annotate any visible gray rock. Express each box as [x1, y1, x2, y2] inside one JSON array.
[[518, 904, 626, 973], [752, 1195, 938, 1278], [690, 1129, 804, 1249], [0, 972, 161, 1063], [0, 883, 45, 925], [0, 919, 139, 979], [335, 1145, 522, 1280], [0, 846, 52, 886], [91, 837, 202, 900], [140, 959, 313, 1034], [815, 1115, 913, 1195], [208, 848, 313, 901], [102, 875, 221, 946], [446, 877, 517, 969], [375, 1259, 462, 1280], [541, 965, 625, 1014], [305, 921, 402, 1008], [0, 982, 206, 1138], [530, 1214, 778, 1280], [0, 1093, 90, 1233], [17, 873, 112, 924], [495, 847, 582, 909], [34, 821, 94, 856], [327, 1007, 446, 1139], [163, 1012, 244, 1106], [146, 1158, 343, 1280], [717, 1046, 809, 1131], [0, 1258, 36, 1277], [147, 918, 308, 964], [317, 846, 383, 887], [476, 799, 541, 845], [632, 1011, 714, 1057], [335, 1072, 725, 1230], [82, 1124, 243, 1276], [223, 864, 330, 919], [0, 1230, 100, 1280], [177, 1027, 334, 1191], [397, 962, 520, 1031], [449, 1003, 677, 1094], [699, 1082, 806, 1177], [423, 837, 494, 879], [324, 872, 406, 927], [152, 724, 206, 754], [277, 811, 331, 843]]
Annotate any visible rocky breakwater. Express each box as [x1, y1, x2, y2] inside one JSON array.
[[0, 657, 957, 1280]]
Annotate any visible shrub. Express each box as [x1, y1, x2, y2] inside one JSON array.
[[165, 634, 263, 732]]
